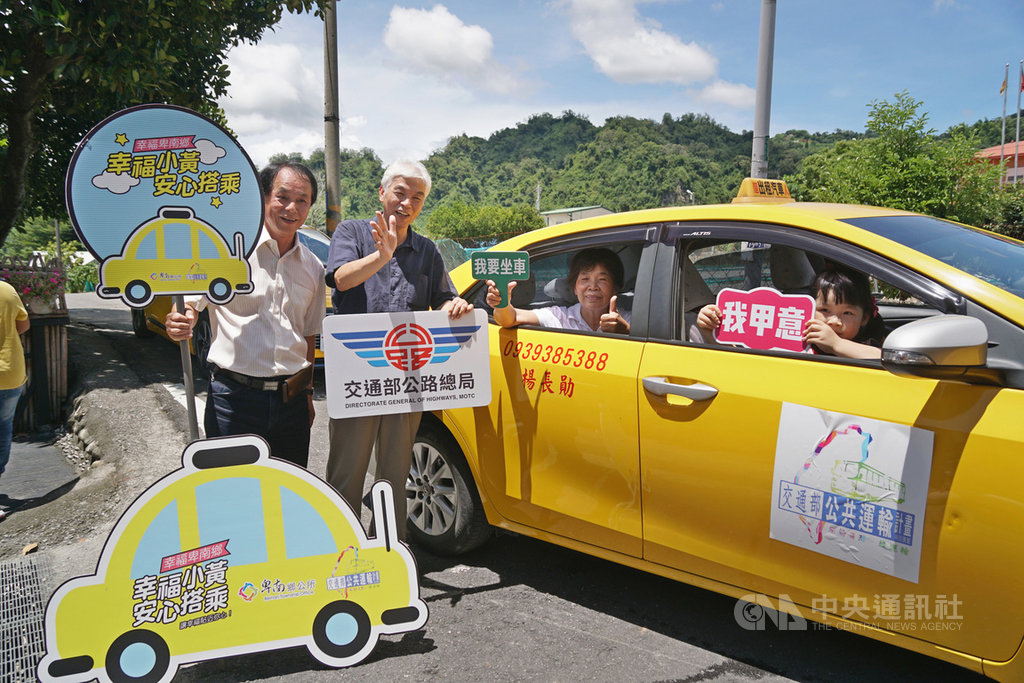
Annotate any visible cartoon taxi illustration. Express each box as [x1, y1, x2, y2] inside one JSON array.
[[98, 206, 253, 307], [37, 435, 428, 683]]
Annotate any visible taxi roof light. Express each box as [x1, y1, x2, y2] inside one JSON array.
[[732, 178, 795, 204]]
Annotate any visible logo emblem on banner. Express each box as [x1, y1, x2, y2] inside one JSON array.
[[322, 311, 491, 420], [333, 323, 483, 371]]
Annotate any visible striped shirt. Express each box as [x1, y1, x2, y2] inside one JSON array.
[[190, 228, 324, 377]]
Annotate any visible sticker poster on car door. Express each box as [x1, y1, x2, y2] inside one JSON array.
[[323, 310, 491, 419], [64, 104, 263, 308], [769, 402, 934, 582]]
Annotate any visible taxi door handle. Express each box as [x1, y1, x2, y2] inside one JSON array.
[[642, 376, 718, 401]]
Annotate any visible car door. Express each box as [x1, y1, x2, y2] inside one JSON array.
[[636, 221, 1024, 662], [469, 227, 653, 558]]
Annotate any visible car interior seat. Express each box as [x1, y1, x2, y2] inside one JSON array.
[[682, 257, 717, 343], [509, 274, 536, 308], [768, 245, 823, 295]]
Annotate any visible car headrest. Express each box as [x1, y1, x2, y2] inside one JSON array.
[[543, 277, 576, 305], [510, 275, 536, 307], [683, 258, 716, 312], [769, 245, 818, 294]]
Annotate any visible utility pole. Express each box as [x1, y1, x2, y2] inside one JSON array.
[[750, 0, 776, 179], [323, 0, 342, 233]]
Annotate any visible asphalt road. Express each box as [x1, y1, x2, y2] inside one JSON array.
[[23, 293, 984, 682]]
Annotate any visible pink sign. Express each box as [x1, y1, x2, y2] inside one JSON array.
[[160, 539, 230, 572], [713, 287, 816, 353]]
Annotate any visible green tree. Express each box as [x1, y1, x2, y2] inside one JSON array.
[[788, 92, 1002, 226], [426, 201, 543, 248], [1, 0, 320, 247]]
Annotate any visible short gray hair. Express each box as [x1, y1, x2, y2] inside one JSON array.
[[381, 159, 432, 198]]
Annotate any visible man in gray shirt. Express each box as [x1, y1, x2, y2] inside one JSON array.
[[325, 159, 473, 539]]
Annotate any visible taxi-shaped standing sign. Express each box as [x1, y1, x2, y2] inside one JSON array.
[[37, 435, 428, 682], [65, 104, 263, 308]]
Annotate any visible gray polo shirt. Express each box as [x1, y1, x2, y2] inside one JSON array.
[[325, 219, 457, 314]]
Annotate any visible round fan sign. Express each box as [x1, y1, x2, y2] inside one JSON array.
[[65, 104, 263, 308]]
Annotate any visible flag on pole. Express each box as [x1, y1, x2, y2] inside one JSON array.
[[1001, 63, 1009, 183], [1017, 60, 1023, 185]]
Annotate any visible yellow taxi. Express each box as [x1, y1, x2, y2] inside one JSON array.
[[407, 178, 1024, 681], [133, 227, 333, 367], [99, 206, 252, 308], [38, 435, 427, 682]]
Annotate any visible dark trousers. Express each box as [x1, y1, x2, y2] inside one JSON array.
[[204, 376, 311, 468]]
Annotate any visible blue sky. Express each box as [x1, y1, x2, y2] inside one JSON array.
[[219, 0, 1024, 168]]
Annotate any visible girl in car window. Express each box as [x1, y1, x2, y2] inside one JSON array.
[[802, 267, 884, 359], [486, 248, 630, 334], [696, 266, 884, 358]]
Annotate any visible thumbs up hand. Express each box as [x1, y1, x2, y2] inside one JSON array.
[[599, 295, 629, 334]]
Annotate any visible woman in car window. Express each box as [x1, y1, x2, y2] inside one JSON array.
[[486, 248, 630, 334]]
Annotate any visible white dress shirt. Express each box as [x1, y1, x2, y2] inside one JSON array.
[[190, 228, 325, 377]]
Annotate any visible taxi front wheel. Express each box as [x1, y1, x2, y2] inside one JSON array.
[[407, 420, 492, 555], [131, 309, 152, 338], [104, 629, 170, 683]]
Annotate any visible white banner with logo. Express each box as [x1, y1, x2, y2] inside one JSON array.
[[769, 402, 934, 583], [323, 310, 491, 419]]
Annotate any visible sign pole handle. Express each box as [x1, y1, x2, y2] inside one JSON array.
[[174, 294, 201, 442]]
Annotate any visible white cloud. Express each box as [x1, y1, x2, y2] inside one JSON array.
[[383, 5, 530, 95], [91, 171, 139, 195], [698, 80, 756, 108], [564, 0, 717, 85], [219, 42, 321, 161], [193, 139, 226, 165]]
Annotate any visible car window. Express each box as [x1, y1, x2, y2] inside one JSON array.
[[280, 486, 337, 559], [474, 241, 644, 317], [197, 230, 220, 259], [135, 229, 158, 260], [195, 477, 268, 566], [131, 499, 181, 579], [678, 237, 941, 356], [164, 221, 192, 260]]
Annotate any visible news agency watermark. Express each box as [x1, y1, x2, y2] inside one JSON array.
[[734, 593, 964, 632]]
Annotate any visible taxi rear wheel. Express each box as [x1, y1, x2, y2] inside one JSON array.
[[124, 280, 152, 307], [105, 629, 170, 683], [207, 278, 232, 305], [311, 600, 373, 661], [407, 420, 492, 555]]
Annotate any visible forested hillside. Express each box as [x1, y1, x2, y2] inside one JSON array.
[[272, 107, 1016, 233], [423, 111, 861, 212]]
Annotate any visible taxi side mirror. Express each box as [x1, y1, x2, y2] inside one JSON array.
[[881, 315, 1003, 386]]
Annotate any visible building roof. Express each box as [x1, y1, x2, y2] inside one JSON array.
[[976, 142, 1024, 161]]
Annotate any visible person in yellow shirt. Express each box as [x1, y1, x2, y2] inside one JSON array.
[[0, 281, 29, 520]]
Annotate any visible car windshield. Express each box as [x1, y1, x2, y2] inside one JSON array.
[[297, 231, 329, 265], [842, 215, 1024, 298]]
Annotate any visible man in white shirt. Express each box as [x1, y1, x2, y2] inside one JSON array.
[[165, 162, 325, 467]]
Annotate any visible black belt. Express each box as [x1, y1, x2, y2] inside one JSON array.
[[212, 366, 292, 391]]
